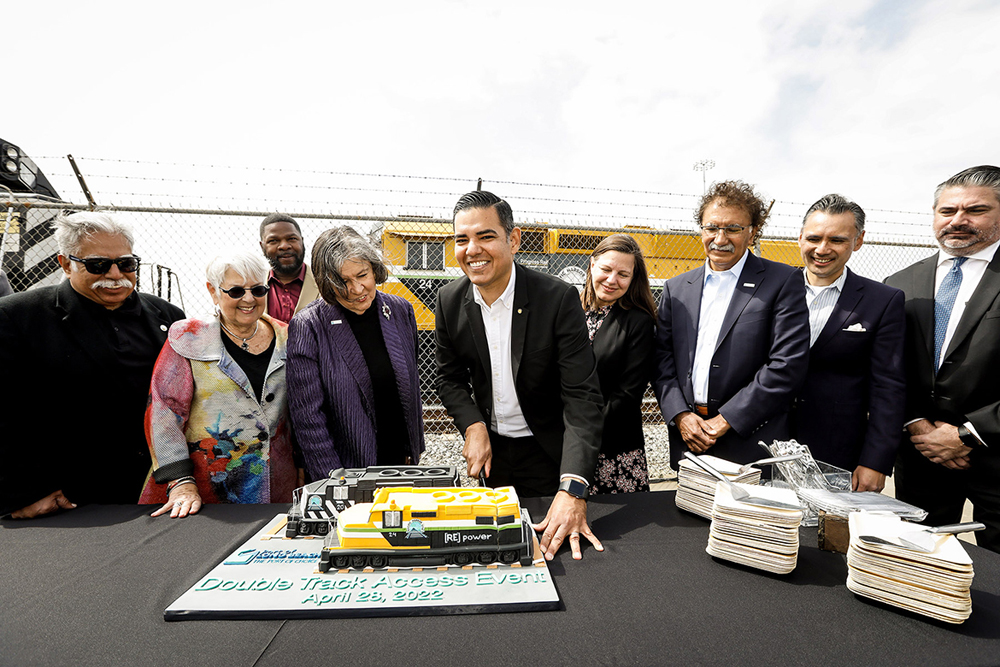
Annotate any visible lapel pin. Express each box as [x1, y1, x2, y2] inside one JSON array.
[[517, 308, 522, 314], [743, 283, 755, 288], [382, 303, 392, 320], [160, 324, 168, 331], [332, 320, 342, 325]]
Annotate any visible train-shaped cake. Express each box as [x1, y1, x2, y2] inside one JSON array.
[[318, 485, 535, 572], [285, 465, 460, 538]]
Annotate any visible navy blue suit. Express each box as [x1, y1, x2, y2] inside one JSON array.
[[654, 253, 810, 467], [790, 268, 906, 474]]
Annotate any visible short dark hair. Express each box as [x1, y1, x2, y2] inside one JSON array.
[[581, 234, 657, 320], [311, 226, 389, 304], [934, 165, 1000, 208], [696, 180, 769, 244], [802, 193, 866, 236], [259, 213, 301, 239], [452, 191, 516, 238]]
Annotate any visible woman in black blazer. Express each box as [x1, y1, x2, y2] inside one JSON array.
[[581, 234, 658, 494]]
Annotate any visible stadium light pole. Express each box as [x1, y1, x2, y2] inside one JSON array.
[[693, 159, 715, 194]]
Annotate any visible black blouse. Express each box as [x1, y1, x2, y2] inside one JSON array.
[[222, 331, 276, 403], [343, 305, 409, 465]]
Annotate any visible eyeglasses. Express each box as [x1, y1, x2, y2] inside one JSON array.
[[700, 225, 748, 236], [68, 255, 141, 274], [220, 285, 269, 299]]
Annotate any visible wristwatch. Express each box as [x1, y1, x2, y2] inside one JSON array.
[[558, 478, 589, 500], [957, 425, 983, 448]]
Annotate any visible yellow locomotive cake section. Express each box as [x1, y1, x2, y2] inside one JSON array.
[[319, 486, 536, 571]]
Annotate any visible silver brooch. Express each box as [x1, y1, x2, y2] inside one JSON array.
[[382, 303, 392, 320]]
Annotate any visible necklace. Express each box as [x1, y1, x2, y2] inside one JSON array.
[[220, 319, 259, 351]]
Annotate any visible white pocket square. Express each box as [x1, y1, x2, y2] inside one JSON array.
[[844, 323, 866, 332]]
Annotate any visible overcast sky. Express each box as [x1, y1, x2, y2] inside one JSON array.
[[7, 0, 1000, 233]]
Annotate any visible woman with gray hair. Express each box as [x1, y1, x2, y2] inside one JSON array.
[[287, 226, 424, 480], [139, 249, 297, 517]]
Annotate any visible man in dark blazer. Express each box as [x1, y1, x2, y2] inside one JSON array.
[[885, 165, 1000, 553], [790, 194, 905, 492], [654, 180, 810, 468], [0, 212, 183, 518], [435, 191, 605, 561]]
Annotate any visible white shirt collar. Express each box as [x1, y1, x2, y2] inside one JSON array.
[[472, 263, 517, 310], [804, 265, 849, 295], [936, 237, 1000, 268], [704, 249, 751, 284]]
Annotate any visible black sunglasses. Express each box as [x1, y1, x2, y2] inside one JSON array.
[[220, 285, 269, 299], [68, 255, 141, 274]]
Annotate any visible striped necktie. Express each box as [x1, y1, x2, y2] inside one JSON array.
[[934, 256, 967, 371]]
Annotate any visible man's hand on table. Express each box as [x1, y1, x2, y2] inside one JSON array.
[[10, 489, 76, 519], [534, 490, 603, 561]]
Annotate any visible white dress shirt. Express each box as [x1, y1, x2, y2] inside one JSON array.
[[934, 238, 1000, 369], [909, 238, 1000, 444], [471, 267, 532, 438], [692, 252, 750, 404], [804, 268, 848, 347]]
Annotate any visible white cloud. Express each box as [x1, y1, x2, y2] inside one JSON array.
[[6, 0, 999, 233]]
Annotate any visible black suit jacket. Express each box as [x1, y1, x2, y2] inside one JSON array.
[[790, 269, 906, 474], [886, 250, 1000, 446], [593, 304, 655, 458], [434, 264, 604, 480], [654, 253, 810, 466], [0, 281, 184, 514]]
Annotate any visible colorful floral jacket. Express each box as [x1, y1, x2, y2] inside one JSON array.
[[139, 315, 296, 505]]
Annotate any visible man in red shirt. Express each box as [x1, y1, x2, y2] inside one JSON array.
[[259, 213, 319, 322]]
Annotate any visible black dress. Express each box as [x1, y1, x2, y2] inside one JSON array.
[[587, 305, 653, 494]]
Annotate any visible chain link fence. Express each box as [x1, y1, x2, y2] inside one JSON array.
[[1, 164, 939, 481]]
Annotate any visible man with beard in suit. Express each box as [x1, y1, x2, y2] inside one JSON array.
[[886, 165, 1000, 553]]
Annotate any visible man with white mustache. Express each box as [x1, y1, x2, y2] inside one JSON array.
[[790, 194, 906, 493], [653, 180, 810, 468], [886, 165, 1000, 553], [0, 212, 184, 518]]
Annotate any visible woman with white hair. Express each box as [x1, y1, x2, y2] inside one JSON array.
[[139, 249, 297, 517]]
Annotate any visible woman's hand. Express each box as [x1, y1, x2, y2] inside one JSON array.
[[150, 482, 203, 518]]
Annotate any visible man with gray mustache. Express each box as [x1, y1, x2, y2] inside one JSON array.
[[885, 165, 1000, 553], [0, 212, 184, 518], [653, 180, 810, 468]]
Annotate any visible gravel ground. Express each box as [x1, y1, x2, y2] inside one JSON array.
[[419, 426, 676, 487]]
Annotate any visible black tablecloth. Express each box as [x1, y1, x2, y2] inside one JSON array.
[[3, 493, 999, 666]]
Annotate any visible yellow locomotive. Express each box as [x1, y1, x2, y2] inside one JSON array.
[[318, 486, 535, 571]]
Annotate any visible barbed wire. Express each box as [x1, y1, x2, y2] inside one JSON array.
[[36, 156, 477, 184], [35, 156, 933, 218]]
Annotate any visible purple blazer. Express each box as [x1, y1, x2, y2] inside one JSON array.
[[286, 291, 425, 480]]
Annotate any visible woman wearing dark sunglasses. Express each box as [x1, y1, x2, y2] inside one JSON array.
[[139, 250, 298, 517], [287, 226, 425, 481]]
